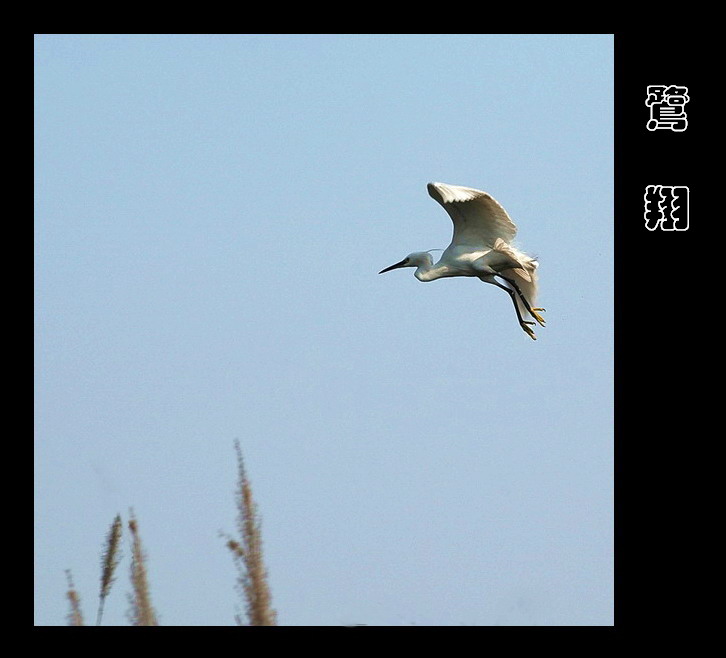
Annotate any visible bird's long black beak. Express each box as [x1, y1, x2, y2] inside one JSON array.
[[378, 258, 408, 274]]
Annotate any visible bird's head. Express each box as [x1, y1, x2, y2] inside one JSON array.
[[378, 251, 434, 274]]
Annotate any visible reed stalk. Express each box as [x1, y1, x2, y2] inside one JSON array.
[[65, 569, 84, 626], [127, 512, 158, 626], [96, 514, 122, 625], [225, 440, 277, 626]]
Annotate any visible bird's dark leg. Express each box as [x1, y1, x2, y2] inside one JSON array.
[[496, 274, 546, 327], [487, 279, 537, 340]]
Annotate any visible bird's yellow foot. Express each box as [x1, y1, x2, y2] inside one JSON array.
[[521, 322, 537, 340], [530, 308, 546, 327]]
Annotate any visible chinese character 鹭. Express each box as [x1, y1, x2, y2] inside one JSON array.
[[646, 85, 689, 132]]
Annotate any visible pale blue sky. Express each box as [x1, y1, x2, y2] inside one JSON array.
[[34, 34, 613, 626]]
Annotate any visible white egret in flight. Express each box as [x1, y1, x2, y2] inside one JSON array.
[[379, 182, 546, 340]]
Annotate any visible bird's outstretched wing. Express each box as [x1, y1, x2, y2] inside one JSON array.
[[427, 182, 518, 248]]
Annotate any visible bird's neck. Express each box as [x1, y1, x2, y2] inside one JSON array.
[[414, 262, 450, 282]]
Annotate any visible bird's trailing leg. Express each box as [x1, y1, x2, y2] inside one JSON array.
[[497, 275, 546, 327], [488, 279, 537, 340]]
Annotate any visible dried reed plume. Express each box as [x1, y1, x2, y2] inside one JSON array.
[[224, 440, 277, 625], [65, 570, 84, 626], [127, 511, 158, 626], [96, 514, 122, 625]]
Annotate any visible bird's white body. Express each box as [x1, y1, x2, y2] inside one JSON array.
[[379, 182, 545, 339]]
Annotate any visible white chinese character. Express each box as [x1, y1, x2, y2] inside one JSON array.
[[644, 185, 689, 231], [646, 85, 689, 132]]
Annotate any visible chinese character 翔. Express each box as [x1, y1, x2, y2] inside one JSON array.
[[644, 185, 689, 231]]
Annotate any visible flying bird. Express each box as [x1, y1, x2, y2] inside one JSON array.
[[379, 182, 546, 340]]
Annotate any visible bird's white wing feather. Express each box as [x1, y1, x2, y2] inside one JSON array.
[[427, 182, 518, 248]]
